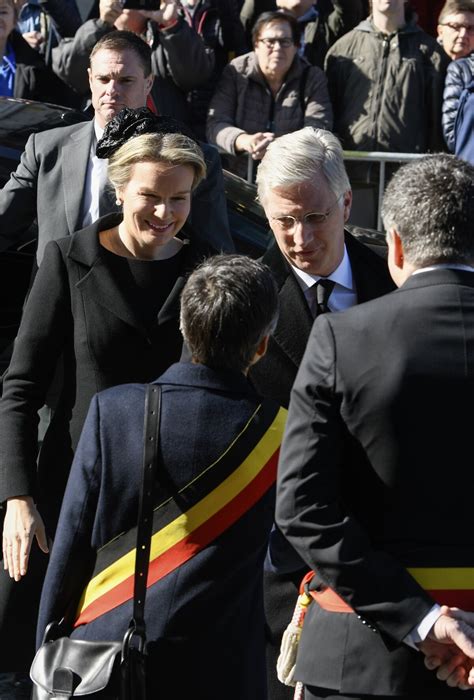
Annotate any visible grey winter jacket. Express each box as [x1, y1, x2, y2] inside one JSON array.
[[325, 18, 448, 153], [206, 50, 333, 155], [442, 53, 474, 152]]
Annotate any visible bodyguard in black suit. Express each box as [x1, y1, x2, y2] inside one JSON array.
[[276, 154, 474, 698], [248, 127, 394, 699]]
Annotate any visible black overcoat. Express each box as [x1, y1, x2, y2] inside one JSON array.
[[0, 214, 211, 532], [277, 268, 474, 695]]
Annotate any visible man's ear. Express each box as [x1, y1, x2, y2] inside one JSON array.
[[342, 190, 352, 223], [249, 334, 270, 368], [386, 227, 408, 287], [145, 73, 154, 96], [87, 67, 92, 90], [390, 228, 405, 269]]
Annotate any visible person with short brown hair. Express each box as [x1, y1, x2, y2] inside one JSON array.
[[207, 9, 332, 177]]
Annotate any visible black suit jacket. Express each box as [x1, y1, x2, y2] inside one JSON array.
[[250, 231, 395, 408], [276, 268, 474, 694], [0, 214, 211, 533]]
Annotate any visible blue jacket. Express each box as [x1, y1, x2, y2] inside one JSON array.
[[442, 53, 474, 153], [37, 362, 285, 699]]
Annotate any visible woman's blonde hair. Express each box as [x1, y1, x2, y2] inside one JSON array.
[[108, 132, 207, 192]]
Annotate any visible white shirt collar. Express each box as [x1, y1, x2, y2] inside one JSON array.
[[290, 244, 354, 293], [412, 263, 474, 275], [93, 120, 105, 145]]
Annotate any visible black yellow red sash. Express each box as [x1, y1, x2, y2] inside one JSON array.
[[407, 567, 474, 609], [302, 568, 474, 613], [74, 403, 287, 627]]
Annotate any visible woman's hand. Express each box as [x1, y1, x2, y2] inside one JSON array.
[[2, 496, 49, 581], [235, 132, 275, 160]]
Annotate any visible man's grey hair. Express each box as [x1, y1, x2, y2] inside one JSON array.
[[256, 127, 351, 204], [180, 255, 279, 373], [382, 155, 474, 267]]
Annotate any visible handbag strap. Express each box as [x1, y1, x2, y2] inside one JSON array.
[[132, 384, 162, 637]]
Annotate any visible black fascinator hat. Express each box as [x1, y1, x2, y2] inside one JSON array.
[[96, 107, 198, 159]]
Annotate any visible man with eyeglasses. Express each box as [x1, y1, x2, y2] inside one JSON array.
[[206, 10, 332, 178], [437, 0, 474, 61], [276, 153, 474, 700], [441, 1, 474, 163], [249, 127, 394, 700], [250, 127, 394, 410]]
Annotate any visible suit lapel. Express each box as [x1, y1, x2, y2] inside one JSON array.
[[263, 243, 313, 368], [68, 217, 147, 335], [62, 122, 94, 235]]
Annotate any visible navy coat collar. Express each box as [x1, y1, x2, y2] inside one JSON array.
[[156, 362, 259, 398]]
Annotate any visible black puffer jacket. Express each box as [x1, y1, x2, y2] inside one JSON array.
[[442, 53, 474, 152]]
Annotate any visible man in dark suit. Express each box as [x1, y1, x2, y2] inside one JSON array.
[[249, 126, 394, 700], [250, 126, 394, 408], [276, 154, 474, 698], [0, 29, 233, 263]]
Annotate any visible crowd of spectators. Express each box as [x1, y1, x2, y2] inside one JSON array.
[[2, 0, 473, 173]]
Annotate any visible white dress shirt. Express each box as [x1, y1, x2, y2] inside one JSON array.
[[80, 122, 107, 228], [290, 244, 357, 314]]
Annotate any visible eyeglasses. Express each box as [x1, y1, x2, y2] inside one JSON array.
[[258, 37, 294, 49], [270, 195, 343, 231], [439, 21, 474, 34]]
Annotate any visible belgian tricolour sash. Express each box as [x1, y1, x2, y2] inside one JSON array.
[[74, 403, 287, 627]]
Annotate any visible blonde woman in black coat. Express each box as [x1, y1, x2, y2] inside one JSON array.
[[0, 109, 211, 670]]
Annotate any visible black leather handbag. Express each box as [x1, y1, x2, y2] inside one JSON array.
[[30, 385, 162, 700]]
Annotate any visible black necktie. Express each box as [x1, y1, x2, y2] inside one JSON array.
[[314, 278, 335, 316]]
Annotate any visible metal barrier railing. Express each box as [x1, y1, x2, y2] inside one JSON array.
[[342, 151, 423, 230], [245, 150, 423, 230]]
